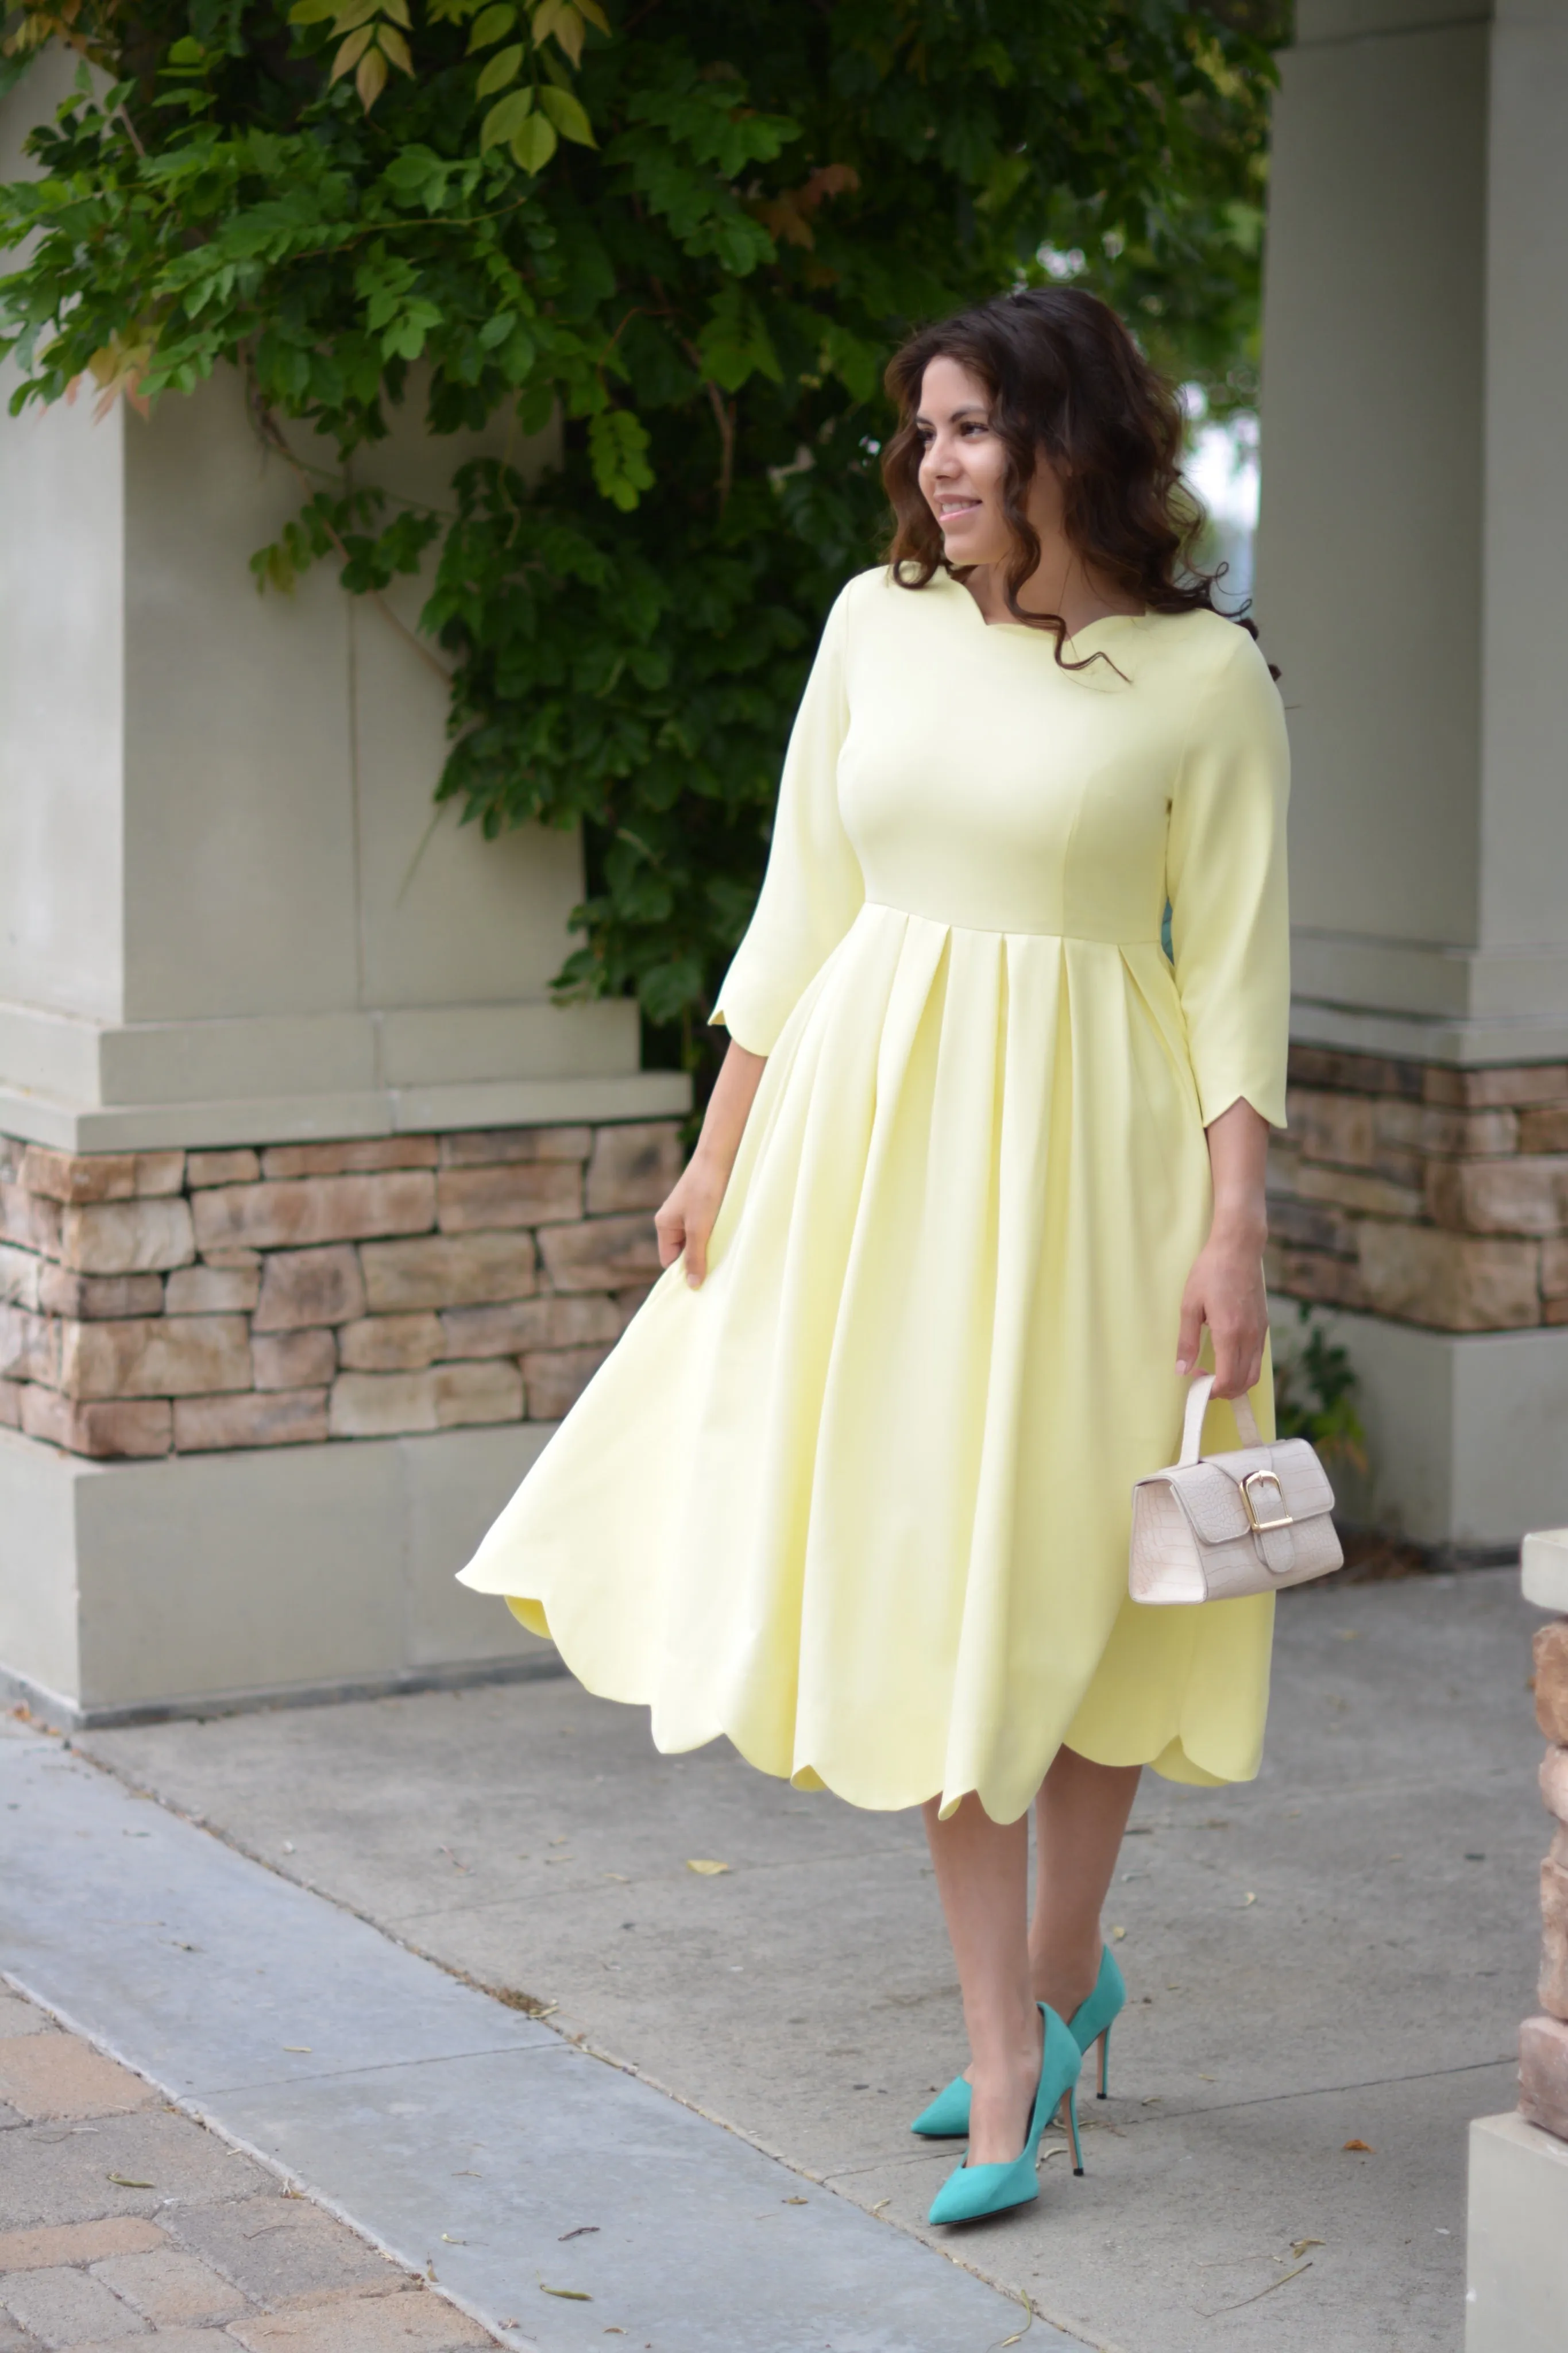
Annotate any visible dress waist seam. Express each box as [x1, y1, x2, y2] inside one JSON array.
[[860, 900, 1161, 948]]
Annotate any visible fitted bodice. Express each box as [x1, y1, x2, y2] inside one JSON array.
[[839, 572, 1219, 942]]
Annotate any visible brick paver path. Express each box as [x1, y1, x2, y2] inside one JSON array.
[[0, 1989, 497, 2351]]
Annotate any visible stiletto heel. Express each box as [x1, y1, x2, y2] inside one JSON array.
[[912, 1943, 1126, 2137], [927, 2006, 1085, 2227], [1096, 2020, 1112, 2100]]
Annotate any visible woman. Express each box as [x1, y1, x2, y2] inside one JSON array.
[[459, 285, 1288, 2227]]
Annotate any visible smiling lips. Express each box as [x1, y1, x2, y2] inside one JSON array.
[[937, 498, 981, 519]]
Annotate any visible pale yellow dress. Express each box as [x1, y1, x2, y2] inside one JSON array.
[[459, 564, 1291, 1822]]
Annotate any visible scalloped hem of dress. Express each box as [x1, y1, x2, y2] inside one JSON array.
[[503, 1594, 1254, 1819]]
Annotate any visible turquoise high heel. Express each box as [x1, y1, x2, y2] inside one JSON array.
[[911, 1945, 1125, 2136], [927, 2005, 1084, 2227]]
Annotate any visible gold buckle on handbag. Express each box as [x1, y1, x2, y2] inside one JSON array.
[[1241, 1468, 1292, 1533]]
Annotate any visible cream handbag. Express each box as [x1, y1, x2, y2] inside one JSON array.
[[1129, 1371, 1343, 1605]]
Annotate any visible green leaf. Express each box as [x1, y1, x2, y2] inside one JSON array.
[[536, 84, 594, 148], [165, 38, 207, 67], [510, 110, 557, 173], [480, 86, 533, 151], [466, 3, 516, 49], [588, 408, 654, 511], [476, 43, 523, 96]]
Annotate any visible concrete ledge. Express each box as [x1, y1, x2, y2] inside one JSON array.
[[0, 1419, 557, 1723], [1466, 2111, 1568, 2352], [0, 1068, 690, 1153], [1290, 997, 1568, 1068]]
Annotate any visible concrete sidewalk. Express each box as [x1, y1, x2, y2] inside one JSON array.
[[67, 1567, 1547, 2353], [0, 1725, 1042, 2352]]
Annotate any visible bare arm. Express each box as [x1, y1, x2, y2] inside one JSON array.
[[655, 1040, 767, 1289], [1175, 1098, 1271, 1399]]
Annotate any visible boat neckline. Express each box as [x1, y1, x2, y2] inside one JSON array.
[[936, 570, 1148, 640]]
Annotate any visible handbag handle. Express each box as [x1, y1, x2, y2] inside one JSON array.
[[1178, 1371, 1262, 1465]]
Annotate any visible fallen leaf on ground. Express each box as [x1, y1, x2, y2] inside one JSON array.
[[1342, 2139, 1374, 2153], [686, 1858, 729, 1874], [783, 2196, 808, 2204], [1292, 2238, 1325, 2256], [544, 1856, 575, 1865], [283, 2046, 312, 2054], [998, 2286, 1038, 2344], [871, 2198, 890, 2214], [1141, 2095, 1163, 2106], [560, 2225, 600, 2240], [108, 2174, 155, 2188], [603, 1872, 628, 1881], [1199, 2259, 1312, 2317], [540, 2282, 592, 2300], [1110, 1924, 1127, 1941], [1242, 1892, 1257, 1906], [441, 2234, 465, 2243]]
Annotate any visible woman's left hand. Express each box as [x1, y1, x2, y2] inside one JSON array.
[[1175, 1228, 1268, 1399], [1176, 1098, 1272, 1399]]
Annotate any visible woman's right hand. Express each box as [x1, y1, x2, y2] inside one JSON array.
[[654, 1039, 768, 1289], [655, 1152, 732, 1288]]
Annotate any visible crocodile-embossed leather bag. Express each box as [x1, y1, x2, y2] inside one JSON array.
[[1129, 1370, 1343, 1605]]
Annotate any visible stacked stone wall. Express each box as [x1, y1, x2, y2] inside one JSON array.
[[1267, 1044, 1568, 1332], [1521, 1621, 1568, 2140], [0, 1120, 684, 1461]]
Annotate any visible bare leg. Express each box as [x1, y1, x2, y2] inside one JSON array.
[[922, 1793, 1041, 2164], [1030, 1746, 1142, 2016]]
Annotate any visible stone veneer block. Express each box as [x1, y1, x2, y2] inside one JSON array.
[[1541, 1854, 1568, 2021], [1520, 1108, 1568, 1155], [1542, 1745, 1568, 1828], [185, 1150, 261, 1187], [1, 1183, 63, 1257], [252, 1329, 337, 1390], [586, 1120, 686, 1214], [1536, 1625, 1568, 1746], [520, 1344, 612, 1418], [1428, 1157, 1568, 1237], [438, 1125, 592, 1167], [0, 1377, 20, 1428], [60, 1314, 252, 1401], [439, 1294, 620, 1358], [252, 1246, 366, 1332], [20, 1392, 172, 1458], [192, 1172, 436, 1253], [1296, 1161, 1425, 1219], [59, 1198, 196, 1276], [165, 1263, 261, 1315], [337, 1314, 444, 1372], [539, 1213, 662, 1293], [360, 1232, 536, 1313], [1, 1305, 61, 1385], [173, 1388, 329, 1452], [1425, 1065, 1568, 1110], [327, 1360, 523, 1438], [39, 1267, 165, 1320], [1356, 1222, 1541, 1329], [435, 1162, 581, 1233], [261, 1137, 439, 1179], [18, 1147, 184, 1203], [1519, 2013, 1568, 2140], [0, 1241, 41, 1310]]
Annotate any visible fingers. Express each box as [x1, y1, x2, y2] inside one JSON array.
[[654, 1205, 684, 1272], [1174, 1294, 1204, 1379], [683, 1224, 708, 1289]]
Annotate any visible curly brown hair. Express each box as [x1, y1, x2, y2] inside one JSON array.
[[882, 284, 1264, 672]]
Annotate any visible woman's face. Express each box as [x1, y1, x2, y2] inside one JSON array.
[[915, 355, 1060, 569]]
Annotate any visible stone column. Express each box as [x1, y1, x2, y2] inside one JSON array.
[[0, 61, 688, 1721], [1254, 0, 1568, 1549], [1465, 1530, 1568, 2351]]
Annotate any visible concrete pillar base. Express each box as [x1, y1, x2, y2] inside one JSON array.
[[0, 1420, 555, 1726], [1270, 1303, 1568, 1554], [1466, 2112, 1568, 2352]]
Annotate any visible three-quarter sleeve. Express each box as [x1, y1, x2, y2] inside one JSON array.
[[709, 586, 864, 1056], [1165, 628, 1291, 1130]]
